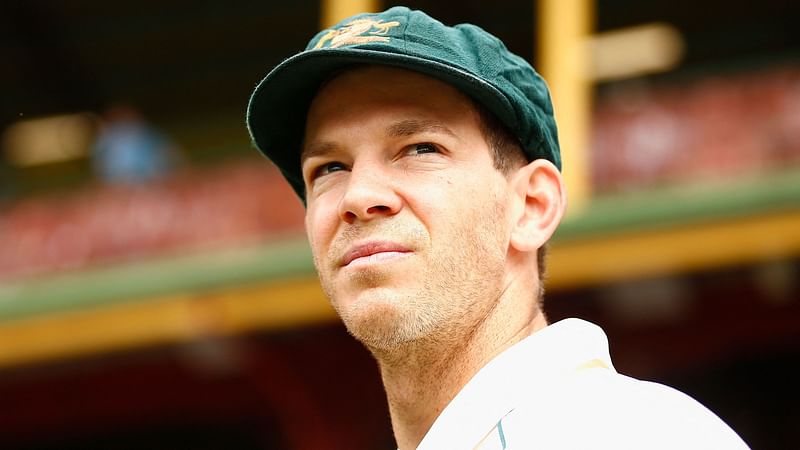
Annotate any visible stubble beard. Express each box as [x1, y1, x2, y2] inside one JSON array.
[[316, 198, 509, 358]]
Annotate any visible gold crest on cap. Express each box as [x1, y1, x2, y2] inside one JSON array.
[[314, 18, 400, 49]]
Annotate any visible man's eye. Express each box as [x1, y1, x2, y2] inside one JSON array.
[[313, 161, 347, 178], [407, 143, 439, 155]]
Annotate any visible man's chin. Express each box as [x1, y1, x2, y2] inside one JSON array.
[[337, 294, 426, 352]]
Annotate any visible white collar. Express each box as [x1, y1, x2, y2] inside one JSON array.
[[416, 318, 615, 450]]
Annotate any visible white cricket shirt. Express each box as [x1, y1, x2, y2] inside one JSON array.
[[415, 318, 750, 449]]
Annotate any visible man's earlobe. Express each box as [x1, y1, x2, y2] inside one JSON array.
[[509, 159, 567, 252]]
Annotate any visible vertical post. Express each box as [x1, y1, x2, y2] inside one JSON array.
[[320, 0, 380, 29], [537, 0, 594, 213]]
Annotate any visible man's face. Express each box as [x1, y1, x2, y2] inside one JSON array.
[[301, 66, 517, 351]]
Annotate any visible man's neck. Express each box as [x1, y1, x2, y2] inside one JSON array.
[[375, 295, 547, 450]]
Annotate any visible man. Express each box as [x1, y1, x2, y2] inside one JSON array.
[[247, 6, 749, 449]]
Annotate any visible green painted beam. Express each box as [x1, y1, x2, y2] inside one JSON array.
[[556, 168, 800, 241], [0, 239, 315, 323]]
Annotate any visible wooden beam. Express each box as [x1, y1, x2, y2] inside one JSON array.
[[0, 278, 333, 369], [549, 210, 800, 289], [537, 0, 594, 213], [320, 0, 379, 29]]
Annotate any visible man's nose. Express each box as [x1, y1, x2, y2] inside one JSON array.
[[338, 163, 401, 223]]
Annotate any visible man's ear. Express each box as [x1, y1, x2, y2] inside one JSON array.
[[508, 159, 567, 252]]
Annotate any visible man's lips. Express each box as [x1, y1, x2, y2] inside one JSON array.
[[340, 241, 413, 267]]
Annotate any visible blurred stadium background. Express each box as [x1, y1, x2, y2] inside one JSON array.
[[1, 0, 798, 448]]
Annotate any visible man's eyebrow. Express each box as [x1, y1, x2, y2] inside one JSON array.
[[301, 120, 456, 161], [387, 119, 457, 139], [301, 141, 337, 162]]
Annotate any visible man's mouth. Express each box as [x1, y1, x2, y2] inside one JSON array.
[[340, 241, 413, 267]]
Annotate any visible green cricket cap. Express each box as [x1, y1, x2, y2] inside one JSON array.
[[246, 6, 561, 199]]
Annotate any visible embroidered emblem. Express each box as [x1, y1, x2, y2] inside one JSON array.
[[314, 17, 401, 49]]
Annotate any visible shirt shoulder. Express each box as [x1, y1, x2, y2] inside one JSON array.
[[501, 368, 750, 449]]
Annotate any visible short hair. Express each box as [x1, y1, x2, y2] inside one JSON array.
[[471, 99, 549, 298]]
